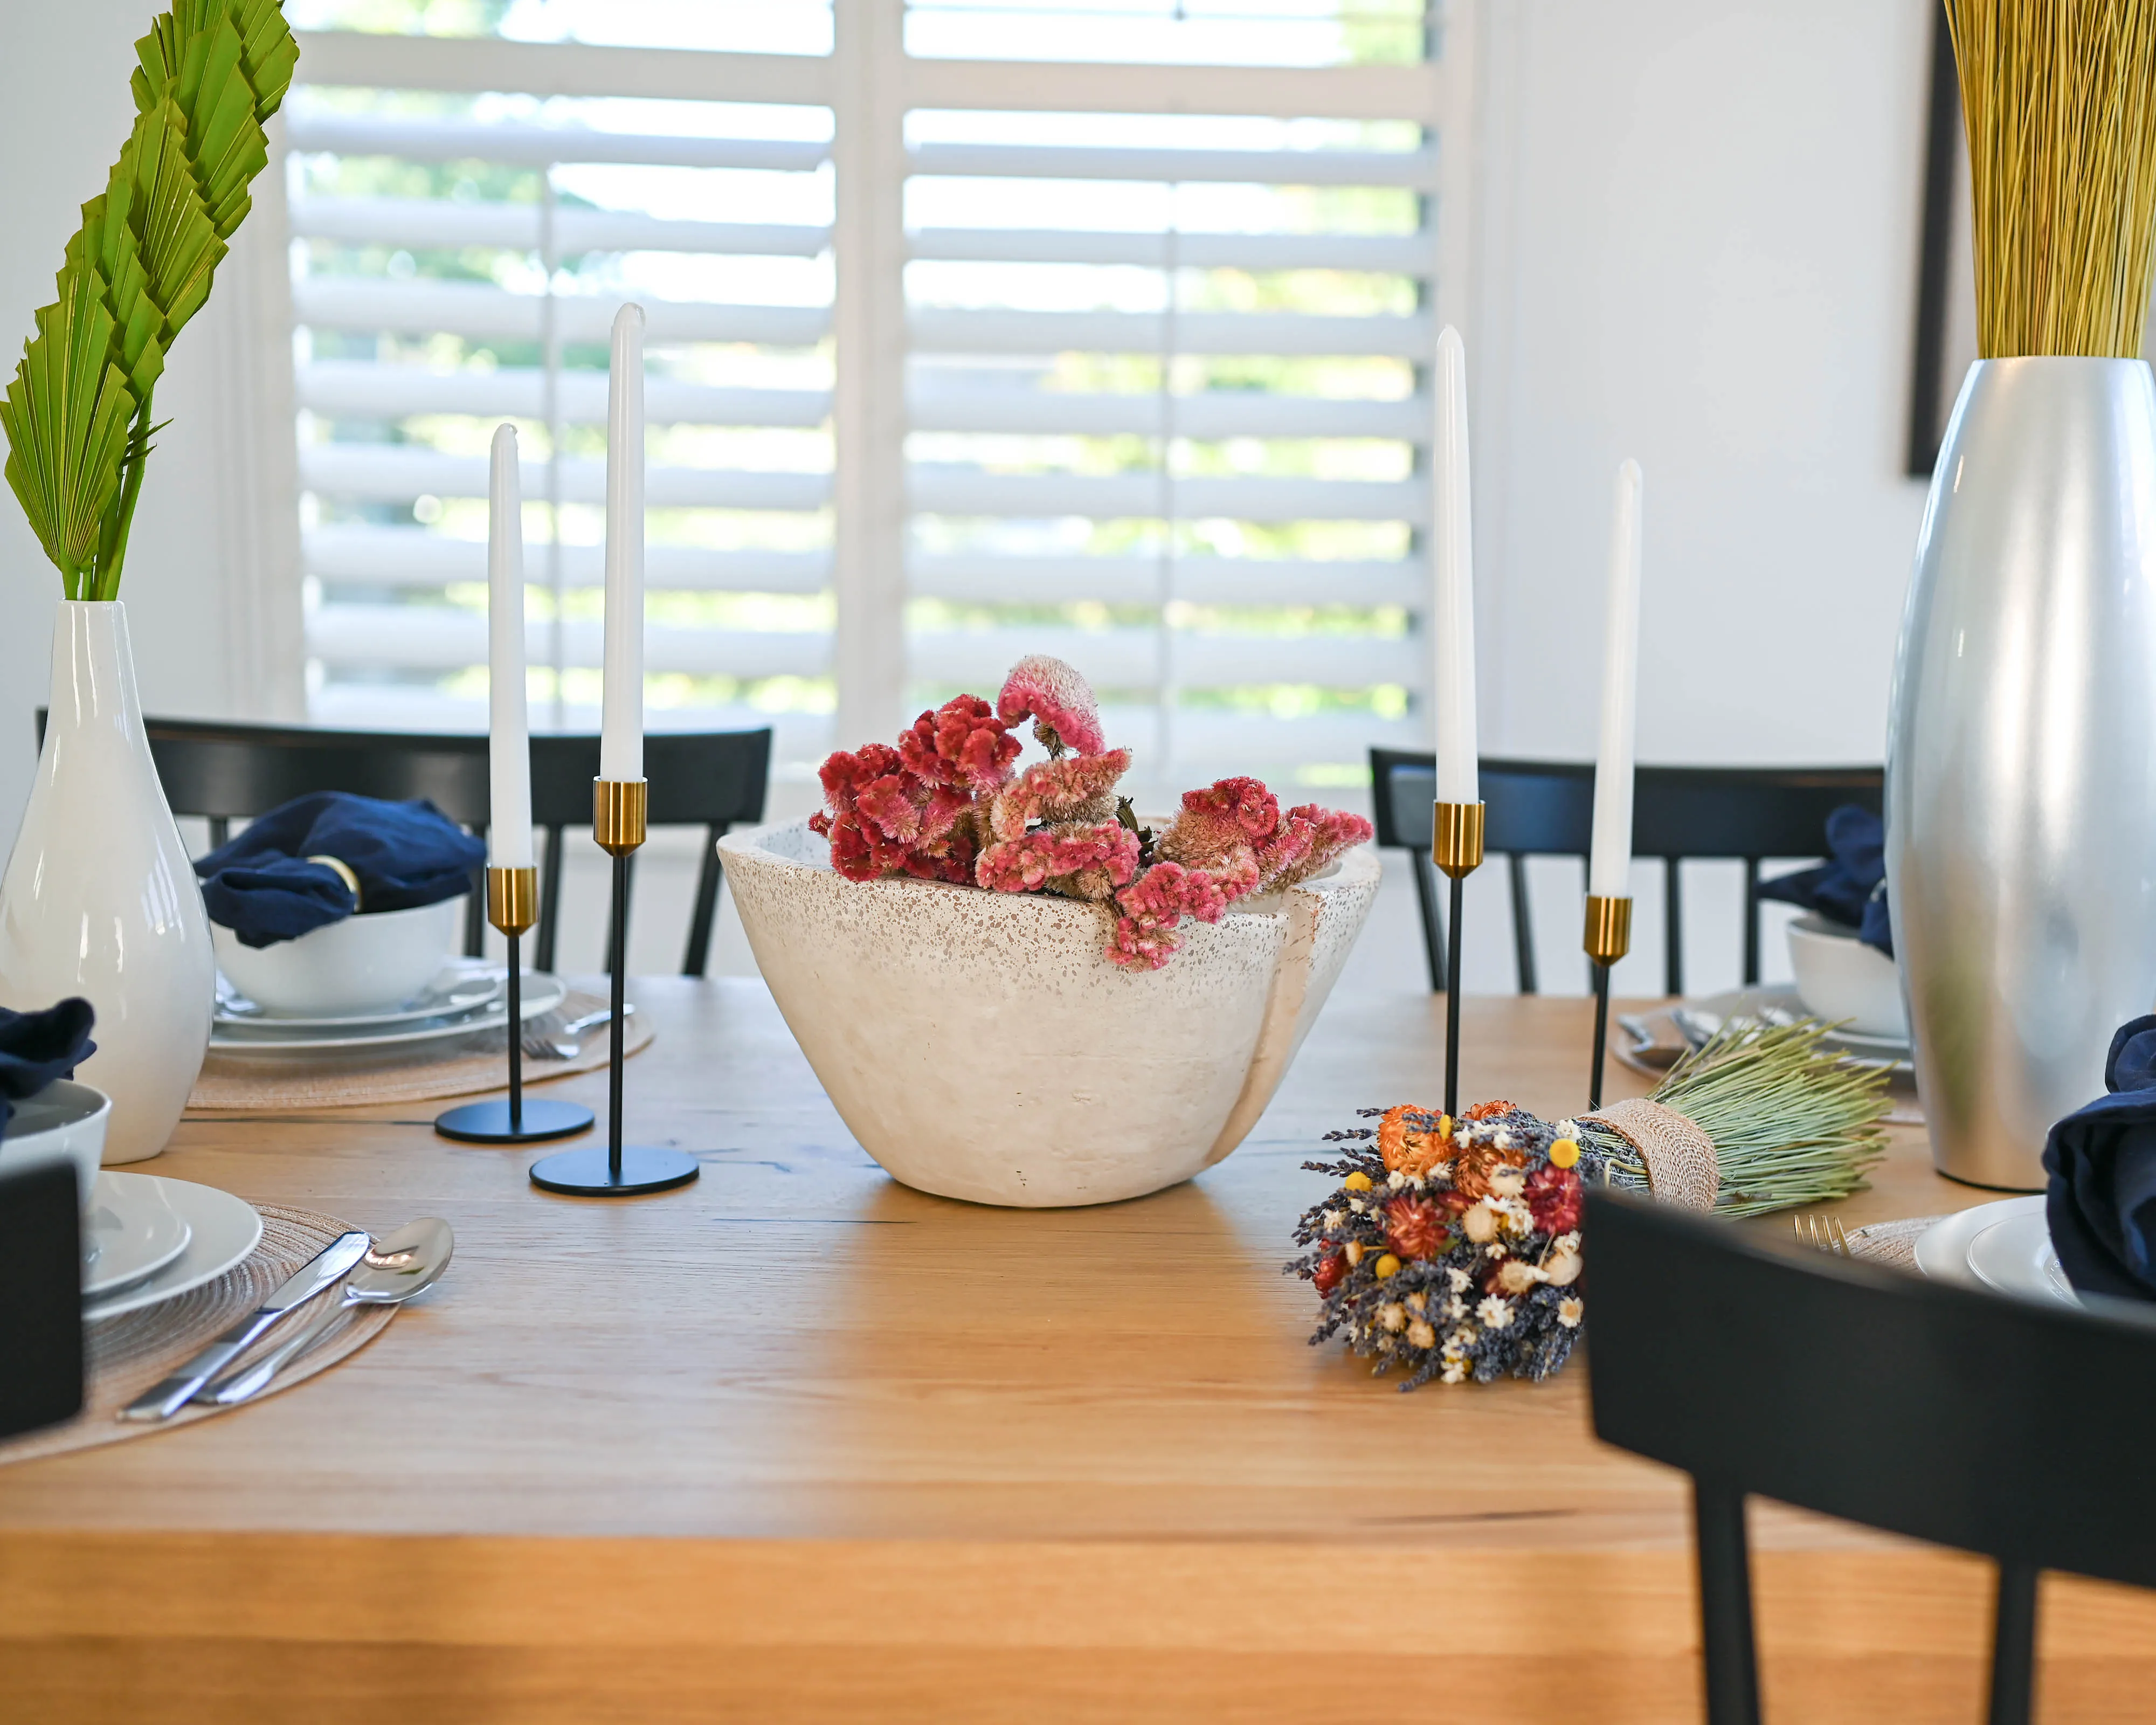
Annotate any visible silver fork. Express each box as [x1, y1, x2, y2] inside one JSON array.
[[1794, 1213, 1851, 1256], [519, 1003, 632, 1061]]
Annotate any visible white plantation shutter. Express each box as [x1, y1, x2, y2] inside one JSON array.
[[893, 0, 1464, 799], [279, 2, 1468, 796], [285, 10, 841, 775]]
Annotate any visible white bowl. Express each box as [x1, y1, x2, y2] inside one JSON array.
[[213, 898, 463, 1017], [2, 1079, 112, 1205], [719, 817, 1380, 1207], [1787, 913, 1908, 1039]]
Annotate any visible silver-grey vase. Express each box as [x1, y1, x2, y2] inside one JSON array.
[[1888, 356, 2156, 1189]]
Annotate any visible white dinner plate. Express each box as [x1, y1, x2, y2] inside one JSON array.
[[208, 971, 565, 1058], [215, 963, 503, 1030], [1968, 1209, 2079, 1306], [1912, 1196, 2076, 1307], [1681, 985, 1913, 1072], [83, 1175, 263, 1323], [81, 1172, 191, 1299]]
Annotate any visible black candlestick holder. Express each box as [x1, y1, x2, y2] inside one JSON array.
[[529, 778, 699, 1197], [1583, 894, 1633, 1111], [435, 867, 595, 1145], [1433, 799, 1485, 1121]]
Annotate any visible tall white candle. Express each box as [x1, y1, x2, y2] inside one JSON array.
[[1588, 459, 1645, 900], [1432, 325, 1478, 804], [599, 301, 646, 782], [487, 422, 534, 869]]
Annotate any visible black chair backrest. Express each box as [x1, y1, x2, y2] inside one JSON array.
[[1369, 749, 1884, 995], [36, 715, 773, 977], [1585, 1188, 2156, 1724], [0, 1160, 84, 1441]]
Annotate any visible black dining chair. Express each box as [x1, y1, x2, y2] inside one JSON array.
[[1367, 749, 1884, 995], [36, 714, 772, 976], [1584, 1186, 2156, 1725]]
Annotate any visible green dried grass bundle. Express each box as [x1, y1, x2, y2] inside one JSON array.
[[1584, 1018, 1890, 1218]]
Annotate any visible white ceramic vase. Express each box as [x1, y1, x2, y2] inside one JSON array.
[[0, 601, 215, 1163], [720, 818, 1380, 1206]]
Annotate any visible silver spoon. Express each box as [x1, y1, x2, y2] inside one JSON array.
[[204, 1218, 454, 1406]]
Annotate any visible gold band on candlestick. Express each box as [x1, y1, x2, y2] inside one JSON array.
[[1583, 894, 1633, 965], [593, 778, 648, 856], [486, 865, 538, 939], [1432, 800, 1485, 879]]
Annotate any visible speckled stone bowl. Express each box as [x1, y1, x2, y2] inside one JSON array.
[[718, 818, 1381, 1207]]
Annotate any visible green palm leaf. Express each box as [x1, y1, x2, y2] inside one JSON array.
[[2, 0, 294, 600]]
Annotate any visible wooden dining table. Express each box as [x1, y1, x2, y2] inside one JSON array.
[[2, 977, 2150, 1722]]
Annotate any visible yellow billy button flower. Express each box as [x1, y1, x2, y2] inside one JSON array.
[[1548, 1137, 1580, 1169], [1374, 1253, 1401, 1280], [1342, 1171, 1374, 1192]]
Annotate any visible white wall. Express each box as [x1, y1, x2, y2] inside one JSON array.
[[0, 0, 299, 847], [1449, 0, 1938, 997]]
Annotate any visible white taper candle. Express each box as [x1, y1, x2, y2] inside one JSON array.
[[487, 422, 534, 868], [1432, 325, 1478, 804], [599, 302, 646, 782], [1587, 459, 1645, 899]]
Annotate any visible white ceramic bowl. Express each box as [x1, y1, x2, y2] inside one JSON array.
[[720, 817, 1380, 1207], [213, 898, 462, 1017], [1787, 913, 1908, 1039], [2, 1079, 112, 1205]]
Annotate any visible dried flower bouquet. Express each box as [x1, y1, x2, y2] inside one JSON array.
[[812, 654, 1374, 970]]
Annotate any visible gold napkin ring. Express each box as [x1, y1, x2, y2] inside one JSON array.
[[306, 853, 362, 907]]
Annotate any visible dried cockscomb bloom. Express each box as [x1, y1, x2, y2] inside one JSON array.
[[898, 694, 1020, 792], [997, 654, 1106, 757]]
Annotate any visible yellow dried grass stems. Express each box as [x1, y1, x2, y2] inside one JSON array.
[[1945, 0, 2156, 358]]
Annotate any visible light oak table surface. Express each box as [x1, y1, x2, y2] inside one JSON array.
[[1, 978, 2149, 1722]]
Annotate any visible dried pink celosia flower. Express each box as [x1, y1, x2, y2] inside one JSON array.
[[997, 654, 1106, 757], [1256, 804, 1376, 894], [897, 694, 1021, 792], [978, 821, 1141, 902], [811, 742, 979, 885], [1104, 858, 1252, 970], [986, 748, 1132, 841], [1154, 775, 1283, 871]]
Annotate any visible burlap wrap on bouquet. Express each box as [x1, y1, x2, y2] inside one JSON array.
[[1580, 1098, 1719, 1211]]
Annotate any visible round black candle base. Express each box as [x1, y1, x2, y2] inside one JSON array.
[[433, 1098, 595, 1145], [527, 1144, 700, 1197]]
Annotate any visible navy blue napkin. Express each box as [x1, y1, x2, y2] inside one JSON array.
[[1759, 803, 1892, 956], [194, 792, 485, 949], [2044, 1017, 2156, 1302], [0, 998, 96, 1144]]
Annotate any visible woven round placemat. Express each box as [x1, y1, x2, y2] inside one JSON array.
[[185, 987, 652, 1111], [0, 1204, 399, 1468], [1847, 1213, 1943, 1272]]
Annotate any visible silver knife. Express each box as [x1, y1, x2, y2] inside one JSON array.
[[120, 1230, 371, 1421]]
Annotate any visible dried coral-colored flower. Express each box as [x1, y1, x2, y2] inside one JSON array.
[[1383, 1195, 1448, 1262], [997, 654, 1106, 757], [1525, 1164, 1585, 1237], [1312, 1249, 1346, 1296], [1463, 1099, 1515, 1122], [897, 694, 1020, 791], [1377, 1104, 1452, 1177], [1452, 1138, 1531, 1203]]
